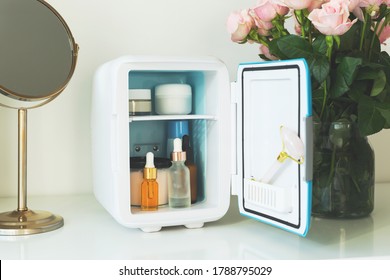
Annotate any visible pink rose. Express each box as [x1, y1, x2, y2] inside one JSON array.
[[256, 25, 272, 36], [359, 0, 385, 16], [348, 0, 364, 20], [377, 20, 390, 44], [277, 0, 314, 10], [253, 0, 289, 22], [308, 0, 358, 36], [293, 12, 303, 34], [260, 44, 279, 60], [253, 13, 275, 30], [227, 10, 255, 43], [347, 0, 362, 10], [359, 0, 385, 7], [294, 23, 302, 34], [308, 0, 328, 12]]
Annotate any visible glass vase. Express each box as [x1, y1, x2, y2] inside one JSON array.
[[312, 120, 375, 218]]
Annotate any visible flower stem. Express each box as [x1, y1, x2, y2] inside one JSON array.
[[370, 17, 390, 60], [294, 10, 306, 38], [320, 80, 328, 120], [359, 12, 369, 52], [320, 36, 334, 120], [326, 144, 337, 188]]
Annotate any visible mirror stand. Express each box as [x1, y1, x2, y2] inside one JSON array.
[[0, 109, 63, 235]]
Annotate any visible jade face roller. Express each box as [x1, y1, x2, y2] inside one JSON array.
[[259, 126, 304, 184]]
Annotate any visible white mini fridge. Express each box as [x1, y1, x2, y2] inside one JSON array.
[[91, 56, 313, 236]]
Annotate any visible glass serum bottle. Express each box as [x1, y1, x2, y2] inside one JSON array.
[[168, 138, 191, 208], [141, 152, 159, 211]]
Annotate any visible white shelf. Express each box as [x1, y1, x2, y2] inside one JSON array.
[[129, 114, 217, 122], [1, 183, 390, 260]]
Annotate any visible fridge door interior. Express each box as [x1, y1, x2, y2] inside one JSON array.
[[234, 59, 313, 236]]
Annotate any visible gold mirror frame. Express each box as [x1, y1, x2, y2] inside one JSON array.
[[0, 0, 79, 235]]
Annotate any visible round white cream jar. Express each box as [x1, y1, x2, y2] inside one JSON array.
[[154, 84, 192, 115]]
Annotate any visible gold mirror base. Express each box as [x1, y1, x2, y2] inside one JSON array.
[[0, 209, 64, 236]]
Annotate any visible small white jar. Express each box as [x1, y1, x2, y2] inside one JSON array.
[[154, 84, 192, 115], [129, 89, 152, 115]]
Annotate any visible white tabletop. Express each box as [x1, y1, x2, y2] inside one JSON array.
[[1, 183, 389, 260]]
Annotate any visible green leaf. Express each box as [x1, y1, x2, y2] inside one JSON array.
[[312, 35, 327, 55], [350, 136, 375, 188], [339, 57, 362, 85], [333, 35, 341, 48], [339, 22, 361, 52], [259, 54, 270, 61], [312, 88, 325, 114], [356, 71, 376, 80], [276, 35, 313, 59], [377, 102, 390, 126], [267, 39, 288, 60], [271, 35, 330, 84], [370, 70, 387, 97], [357, 96, 386, 135], [378, 52, 390, 83], [348, 80, 368, 102], [357, 65, 385, 80], [330, 56, 362, 98], [379, 51, 390, 67], [309, 55, 330, 84]]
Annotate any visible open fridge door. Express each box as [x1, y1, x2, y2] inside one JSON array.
[[234, 59, 313, 236]]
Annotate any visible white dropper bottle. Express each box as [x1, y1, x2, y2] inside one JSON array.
[[168, 138, 191, 208]]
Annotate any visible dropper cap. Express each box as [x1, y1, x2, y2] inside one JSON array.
[[171, 138, 186, 162], [143, 152, 157, 180]]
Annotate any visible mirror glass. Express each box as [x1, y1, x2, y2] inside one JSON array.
[[0, 0, 77, 101]]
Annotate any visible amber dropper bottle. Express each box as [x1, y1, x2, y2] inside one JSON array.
[[141, 152, 159, 211], [182, 135, 197, 203]]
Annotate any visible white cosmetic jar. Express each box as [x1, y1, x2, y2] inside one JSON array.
[[154, 84, 192, 115]]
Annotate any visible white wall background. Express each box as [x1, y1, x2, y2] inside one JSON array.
[[0, 0, 389, 197]]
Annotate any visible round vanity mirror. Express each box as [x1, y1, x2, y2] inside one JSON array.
[[0, 0, 78, 235], [0, 0, 78, 104]]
